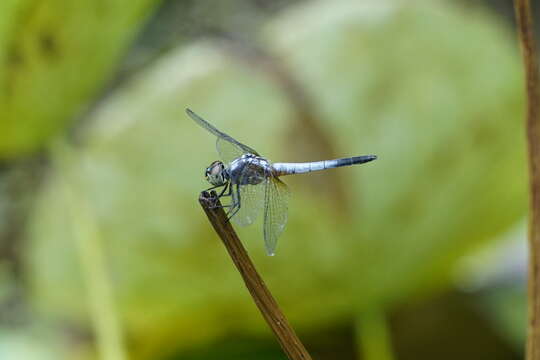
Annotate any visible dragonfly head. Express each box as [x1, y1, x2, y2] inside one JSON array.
[[205, 160, 228, 186]]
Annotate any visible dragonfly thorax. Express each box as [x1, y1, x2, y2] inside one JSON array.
[[205, 160, 229, 186], [229, 154, 271, 186]]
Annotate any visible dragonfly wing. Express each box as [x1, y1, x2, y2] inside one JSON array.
[[216, 137, 245, 165], [263, 176, 290, 256], [232, 182, 266, 227], [186, 109, 260, 163]]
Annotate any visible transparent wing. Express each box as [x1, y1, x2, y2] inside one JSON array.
[[186, 108, 260, 163], [263, 176, 291, 256], [216, 138, 245, 165], [231, 182, 266, 227]]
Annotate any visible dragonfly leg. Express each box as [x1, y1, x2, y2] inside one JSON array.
[[217, 182, 232, 198], [207, 183, 233, 209], [212, 203, 235, 210], [226, 206, 240, 222], [203, 183, 226, 194], [225, 184, 241, 223]]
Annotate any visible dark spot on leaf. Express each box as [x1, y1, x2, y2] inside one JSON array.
[[3, 47, 23, 98], [38, 32, 59, 58], [7, 48, 24, 67]]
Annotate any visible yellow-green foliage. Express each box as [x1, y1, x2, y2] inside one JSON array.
[[0, 0, 160, 158], [25, 0, 526, 359]]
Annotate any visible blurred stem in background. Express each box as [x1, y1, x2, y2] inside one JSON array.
[[513, 0, 540, 359], [0, 158, 45, 324], [355, 308, 395, 360], [55, 144, 127, 360]]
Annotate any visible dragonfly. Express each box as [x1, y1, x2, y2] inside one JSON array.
[[187, 108, 377, 256]]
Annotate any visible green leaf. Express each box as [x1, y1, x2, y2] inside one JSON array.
[[0, 0, 161, 158]]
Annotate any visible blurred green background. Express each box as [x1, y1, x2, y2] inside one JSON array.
[[0, 0, 531, 359]]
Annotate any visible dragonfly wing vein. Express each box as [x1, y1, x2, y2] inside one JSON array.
[[187, 109, 260, 161], [263, 176, 290, 256], [231, 181, 266, 227]]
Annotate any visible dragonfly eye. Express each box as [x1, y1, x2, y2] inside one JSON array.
[[205, 161, 226, 185]]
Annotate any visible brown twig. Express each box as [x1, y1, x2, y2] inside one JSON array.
[[199, 191, 313, 360], [514, 1, 540, 359]]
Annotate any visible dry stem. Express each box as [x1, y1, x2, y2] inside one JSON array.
[[199, 191, 312, 360], [514, 0, 540, 358]]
